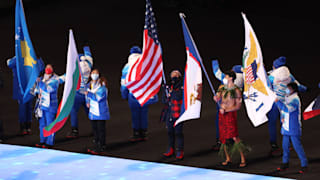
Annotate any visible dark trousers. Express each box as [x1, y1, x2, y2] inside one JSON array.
[[130, 106, 148, 130], [166, 118, 184, 151], [70, 92, 89, 128], [90, 120, 106, 146], [18, 100, 32, 123]]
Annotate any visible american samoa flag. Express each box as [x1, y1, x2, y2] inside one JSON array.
[[125, 0, 163, 106], [174, 13, 202, 126], [303, 94, 320, 120]]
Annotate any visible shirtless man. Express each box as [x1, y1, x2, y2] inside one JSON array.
[[214, 70, 247, 168]]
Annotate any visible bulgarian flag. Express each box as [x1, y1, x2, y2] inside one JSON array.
[[303, 94, 320, 120], [43, 30, 81, 137]]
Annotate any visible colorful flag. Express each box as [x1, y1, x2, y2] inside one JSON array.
[[43, 30, 81, 137], [125, 0, 163, 106], [174, 13, 202, 126], [303, 95, 320, 120], [15, 0, 44, 103], [242, 13, 276, 127]]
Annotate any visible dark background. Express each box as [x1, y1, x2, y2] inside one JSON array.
[[1, 0, 320, 179]]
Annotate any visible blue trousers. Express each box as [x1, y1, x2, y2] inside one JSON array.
[[130, 106, 148, 130], [39, 110, 55, 145], [166, 119, 184, 151], [282, 135, 308, 167], [70, 92, 89, 128], [215, 104, 220, 140], [18, 100, 32, 123], [267, 103, 280, 144]]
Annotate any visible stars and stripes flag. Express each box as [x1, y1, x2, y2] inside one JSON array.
[[303, 94, 320, 120], [242, 13, 276, 127], [174, 13, 202, 126], [124, 0, 163, 106]]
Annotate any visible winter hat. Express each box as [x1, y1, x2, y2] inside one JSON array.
[[130, 46, 142, 54], [273, 56, 286, 69], [232, 65, 243, 73]]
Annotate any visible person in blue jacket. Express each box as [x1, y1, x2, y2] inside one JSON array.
[[267, 56, 307, 155], [66, 46, 93, 138], [85, 69, 110, 154], [35, 64, 65, 148], [275, 82, 308, 174], [7, 57, 33, 135], [211, 60, 243, 151], [120, 46, 158, 142]]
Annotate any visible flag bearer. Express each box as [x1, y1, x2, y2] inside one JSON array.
[[7, 57, 34, 135], [267, 56, 307, 155], [214, 70, 249, 168], [162, 70, 184, 160], [66, 46, 93, 138], [35, 64, 65, 148], [120, 46, 158, 142], [211, 60, 243, 151]]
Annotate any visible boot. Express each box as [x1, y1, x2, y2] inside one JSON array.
[[277, 163, 289, 171], [26, 122, 32, 135], [270, 143, 281, 156], [20, 123, 27, 135], [66, 128, 79, 138], [163, 147, 174, 157], [130, 129, 141, 142], [175, 150, 184, 160], [139, 129, 148, 141]]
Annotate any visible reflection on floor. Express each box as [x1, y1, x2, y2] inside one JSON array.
[[0, 144, 291, 180]]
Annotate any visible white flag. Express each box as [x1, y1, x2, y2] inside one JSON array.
[[242, 13, 276, 127]]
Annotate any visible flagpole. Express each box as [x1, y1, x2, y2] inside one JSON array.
[[179, 13, 216, 96]]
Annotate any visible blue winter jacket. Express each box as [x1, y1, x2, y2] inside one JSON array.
[[37, 74, 65, 113], [86, 81, 110, 120], [275, 92, 302, 136]]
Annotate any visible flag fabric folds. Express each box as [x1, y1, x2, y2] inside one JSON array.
[[124, 0, 163, 106], [43, 30, 81, 137], [174, 13, 202, 126], [15, 0, 44, 103], [303, 95, 320, 120], [241, 13, 276, 127]]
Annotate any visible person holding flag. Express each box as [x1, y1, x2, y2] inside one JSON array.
[[162, 70, 184, 160], [211, 60, 243, 151], [214, 70, 249, 168], [267, 56, 307, 155], [85, 69, 110, 154], [66, 46, 93, 138], [6, 0, 44, 135], [120, 46, 158, 142], [35, 64, 65, 148]]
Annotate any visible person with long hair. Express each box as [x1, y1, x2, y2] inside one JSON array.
[[85, 69, 110, 154]]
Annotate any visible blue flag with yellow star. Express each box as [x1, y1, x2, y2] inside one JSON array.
[[15, 0, 44, 103]]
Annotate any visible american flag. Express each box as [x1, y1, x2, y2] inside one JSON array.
[[125, 0, 163, 106], [245, 60, 258, 84]]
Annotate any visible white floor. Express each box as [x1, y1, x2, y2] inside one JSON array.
[[0, 144, 291, 180]]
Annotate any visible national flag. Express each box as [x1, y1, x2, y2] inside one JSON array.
[[124, 0, 163, 106], [15, 0, 44, 103], [174, 13, 202, 126], [242, 13, 276, 127], [303, 95, 320, 120], [43, 30, 81, 137]]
